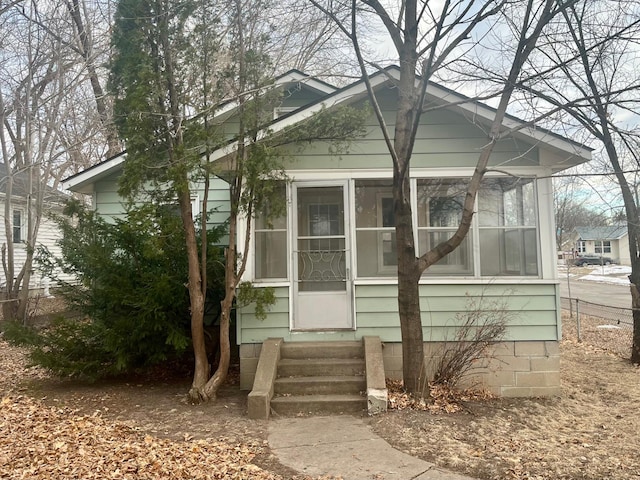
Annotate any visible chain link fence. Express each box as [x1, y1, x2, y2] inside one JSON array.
[[561, 296, 633, 358]]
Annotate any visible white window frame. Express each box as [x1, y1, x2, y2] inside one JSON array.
[[254, 171, 545, 283], [12, 209, 24, 244], [253, 185, 289, 282], [476, 177, 540, 277], [376, 193, 397, 275], [159, 195, 200, 219], [594, 240, 611, 254], [416, 180, 474, 276]]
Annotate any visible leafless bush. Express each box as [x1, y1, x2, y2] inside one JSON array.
[[428, 292, 515, 389]]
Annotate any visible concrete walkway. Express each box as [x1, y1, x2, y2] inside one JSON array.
[[268, 415, 477, 480]]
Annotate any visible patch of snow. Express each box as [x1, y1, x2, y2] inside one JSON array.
[[580, 274, 630, 285], [585, 265, 632, 276], [596, 325, 622, 330]]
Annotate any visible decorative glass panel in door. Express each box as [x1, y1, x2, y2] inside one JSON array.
[[294, 185, 352, 330]]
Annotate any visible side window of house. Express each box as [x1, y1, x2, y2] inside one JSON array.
[[417, 179, 473, 275], [354, 180, 396, 277], [255, 183, 288, 280], [478, 177, 538, 276], [13, 210, 22, 243], [157, 197, 200, 220]]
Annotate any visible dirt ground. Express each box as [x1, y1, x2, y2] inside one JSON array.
[[371, 338, 640, 480], [2, 302, 640, 479]]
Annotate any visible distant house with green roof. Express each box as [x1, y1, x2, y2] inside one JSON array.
[[572, 225, 629, 265]]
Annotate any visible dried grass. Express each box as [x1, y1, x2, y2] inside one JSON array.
[[372, 338, 640, 480]]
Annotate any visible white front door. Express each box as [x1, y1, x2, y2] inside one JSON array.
[[293, 182, 353, 330]]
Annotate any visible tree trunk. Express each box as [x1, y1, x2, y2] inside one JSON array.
[[397, 245, 423, 394], [630, 282, 640, 363], [66, 0, 120, 158], [202, 294, 232, 400], [180, 188, 208, 403], [202, 203, 239, 400]]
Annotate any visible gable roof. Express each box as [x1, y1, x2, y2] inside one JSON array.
[[208, 65, 592, 167], [575, 225, 628, 241], [0, 163, 68, 204], [210, 69, 337, 121], [64, 69, 338, 194], [65, 66, 592, 193]]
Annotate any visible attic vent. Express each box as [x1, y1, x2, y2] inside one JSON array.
[[273, 106, 297, 119]]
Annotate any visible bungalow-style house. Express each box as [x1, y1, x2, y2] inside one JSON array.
[[0, 163, 69, 294], [572, 225, 629, 265], [64, 68, 591, 415]]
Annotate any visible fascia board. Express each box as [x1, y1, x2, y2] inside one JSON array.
[[63, 154, 126, 193], [421, 81, 592, 161], [379, 66, 591, 161], [213, 71, 337, 120], [276, 70, 337, 95]]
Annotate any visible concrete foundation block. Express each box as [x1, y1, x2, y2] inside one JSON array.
[[530, 355, 560, 371], [515, 341, 548, 357], [515, 370, 560, 388]]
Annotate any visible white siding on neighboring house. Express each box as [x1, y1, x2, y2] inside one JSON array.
[[0, 200, 72, 292]]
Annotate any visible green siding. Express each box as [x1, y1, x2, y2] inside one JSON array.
[[95, 178, 126, 222], [92, 171, 231, 231], [238, 283, 560, 344], [280, 88, 326, 109], [237, 286, 290, 344], [355, 283, 558, 342], [279, 87, 538, 170]]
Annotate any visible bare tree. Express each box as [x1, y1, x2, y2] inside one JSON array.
[[0, 2, 72, 320], [520, 1, 640, 361], [0, 1, 112, 321], [17, 0, 120, 163], [311, 0, 576, 394], [554, 173, 610, 250]]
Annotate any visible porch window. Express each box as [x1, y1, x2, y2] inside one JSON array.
[[254, 184, 288, 280], [478, 177, 538, 276], [354, 180, 397, 276], [417, 179, 473, 275]]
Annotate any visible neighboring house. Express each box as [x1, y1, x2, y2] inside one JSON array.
[[64, 67, 591, 398], [0, 163, 69, 293], [572, 225, 629, 265]]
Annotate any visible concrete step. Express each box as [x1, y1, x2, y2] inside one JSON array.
[[278, 358, 365, 377], [274, 375, 366, 395], [271, 393, 366, 416], [280, 341, 364, 359]]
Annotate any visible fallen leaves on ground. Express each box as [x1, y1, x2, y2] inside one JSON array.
[[0, 337, 48, 393], [0, 394, 279, 479], [374, 338, 640, 480], [386, 378, 495, 414]]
